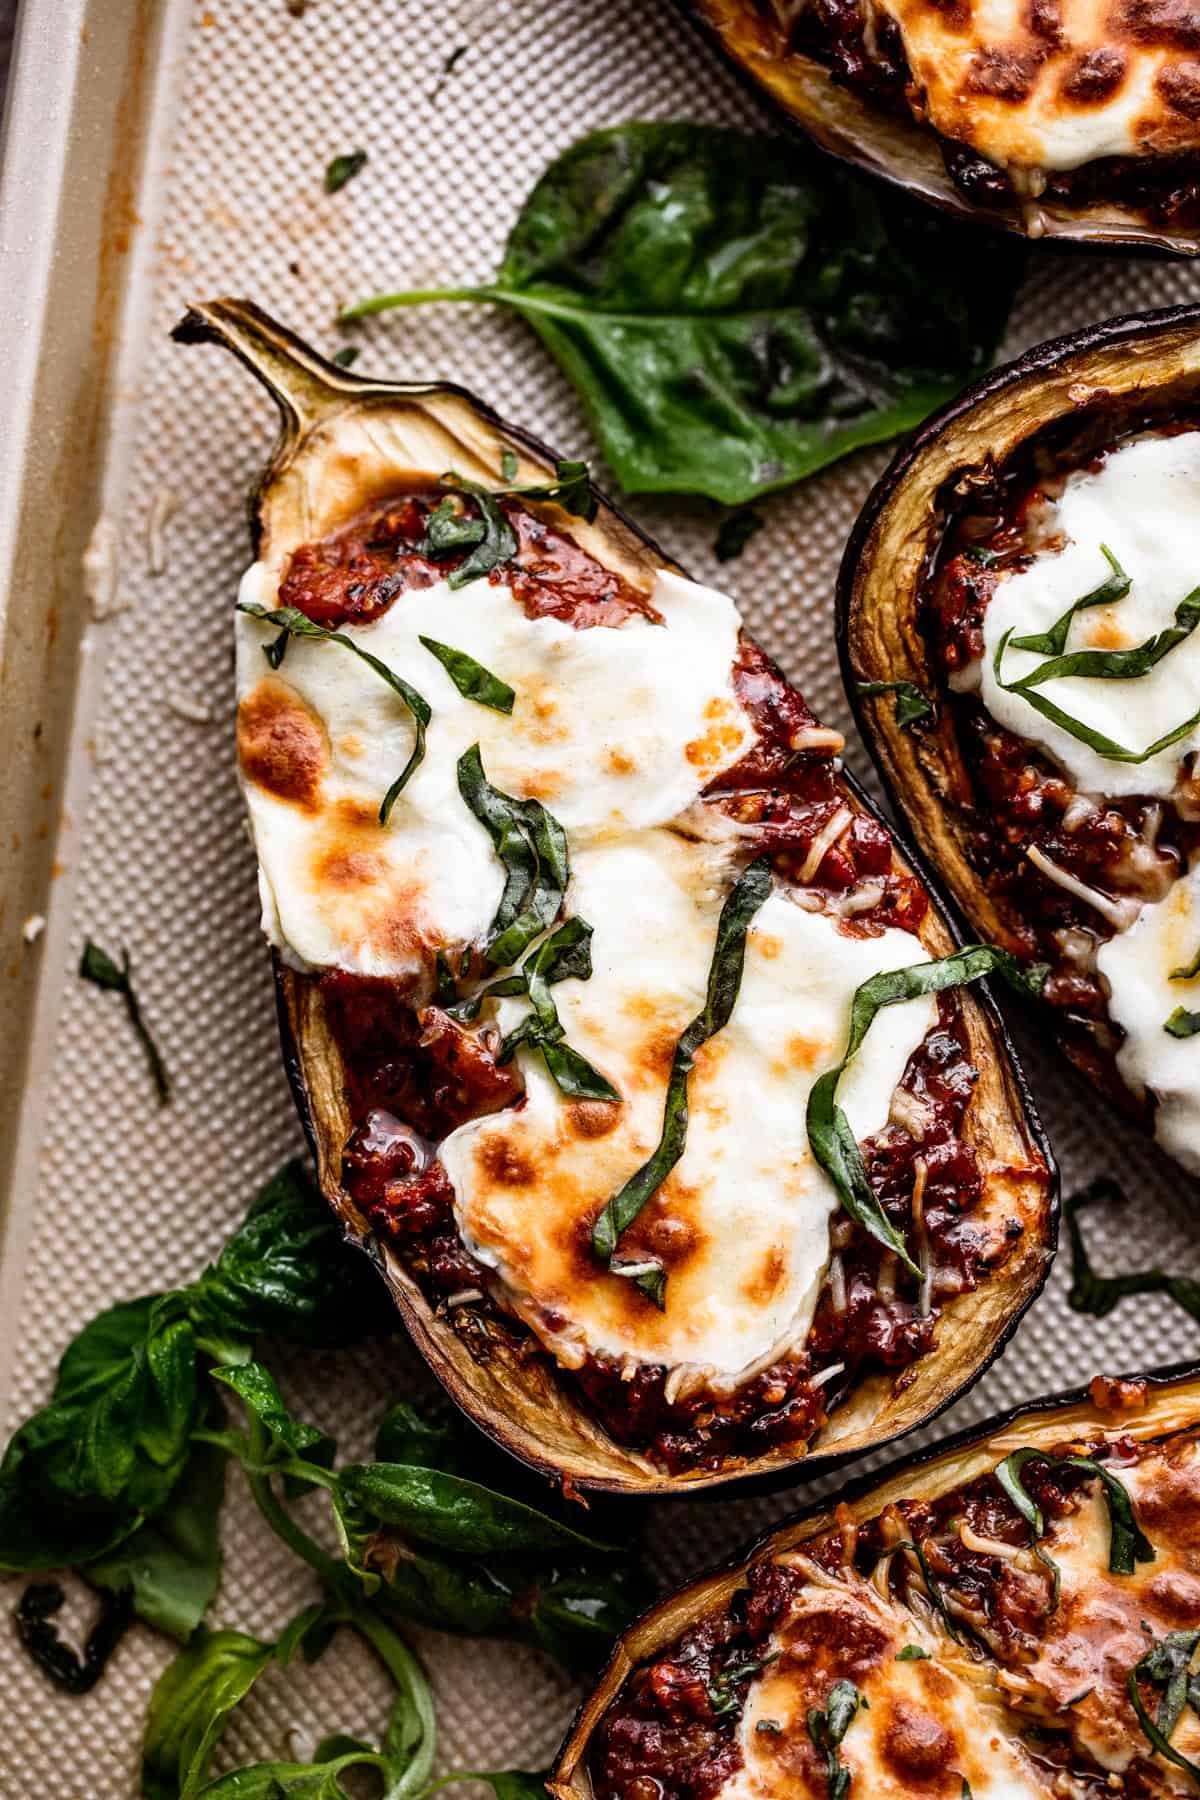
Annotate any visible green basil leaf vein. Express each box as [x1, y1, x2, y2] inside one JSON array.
[[238, 603, 431, 820]]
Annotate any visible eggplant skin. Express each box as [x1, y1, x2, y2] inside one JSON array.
[[550, 1362, 1200, 1798], [679, 0, 1200, 254], [838, 304, 1200, 1134], [177, 296, 1057, 1499]]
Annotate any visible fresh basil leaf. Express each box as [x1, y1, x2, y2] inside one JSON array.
[[190, 1158, 393, 1350], [539, 1038, 620, 1100], [374, 1402, 467, 1473], [458, 1775, 548, 1800], [714, 509, 764, 563], [457, 745, 569, 966], [1008, 545, 1129, 656], [274, 1602, 341, 1671], [523, 1565, 643, 1673], [379, 1632, 439, 1800], [325, 150, 367, 193], [87, 1430, 226, 1641], [997, 1447, 1046, 1539], [1065, 1178, 1200, 1325], [593, 857, 771, 1270], [855, 679, 933, 729], [330, 345, 359, 369], [895, 1644, 930, 1661], [142, 1627, 274, 1800], [335, 1463, 619, 1557], [1129, 1630, 1200, 1787], [808, 945, 1013, 1276], [194, 1755, 378, 1798], [79, 939, 172, 1103], [237, 604, 431, 820], [344, 124, 1020, 504], [708, 1651, 781, 1717], [212, 1362, 336, 1479], [1166, 1006, 1200, 1038], [13, 1580, 133, 1693], [0, 1295, 200, 1571], [419, 635, 515, 712]]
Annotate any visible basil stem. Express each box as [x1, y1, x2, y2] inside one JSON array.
[[1165, 1007, 1200, 1039], [997, 1448, 1153, 1577], [855, 679, 933, 729], [1008, 545, 1129, 657], [591, 858, 772, 1283], [457, 745, 569, 966], [1065, 1178, 1200, 1325], [807, 945, 1012, 1277], [238, 604, 430, 821], [418, 636, 515, 713], [79, 940, 172, 1105], [807, 1678, 860, 1800], [1129, 1630, 1200, 1787]]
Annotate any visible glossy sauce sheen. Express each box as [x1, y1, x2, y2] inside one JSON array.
[[238, 491, 1018, 1471], [593, 1416, 1200, 1798]]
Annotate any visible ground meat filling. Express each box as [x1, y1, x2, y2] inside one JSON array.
[[286, 490, 996, 1470], [924, 427, 1200, 1103], [754, 0, 1200, 226]]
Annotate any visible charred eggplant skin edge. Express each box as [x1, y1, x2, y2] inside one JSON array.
[[837, 303, 1200, 1127], [175, 296, 1057, 1498], [675, 0, 1200, 255], [550, 1360, 1200, 1797]]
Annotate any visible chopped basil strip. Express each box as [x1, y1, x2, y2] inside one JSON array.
[[897, 1539, 962, 1644], [714, 509, 764, 563], [1008, 544, 1129, 657], [439, 479, 518, 588], [494, 918, 620, 1104], [1172, 946, 1200, 982], [79, 940, 172, 1105], [807, 945, 1014, 1277], [330, 345, 359, 369], [961, 1783, 973, 1800], [998, 1447, 1153, 1577], [855, 678, 933, 729], [807, 1678, 860, 1800], [504, 457, 596, 522], [992, 581, 1200, 765], [964, 545, 1001, 567], [1065, 1178, 1200, 1325], [325, 149, 367, 193], [1129, 1630, 1200, 1786], [429, 459, 596, 589], [1004, 958, 1051, 1002], [457, 745, 570, 966], [591, 858, 772, 1279], [423, 497, 487, 556], [418, 636, 515, 713], [238, 603, 430, 820], [1165, 1006, 1200, 1039], [708, 1651, 781, 1718], [895, 1644, 930, 1662], [610, 1259, 667, 1309]]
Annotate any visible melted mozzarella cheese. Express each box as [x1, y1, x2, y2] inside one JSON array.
[[719, 1573, 1044, 1800], [235, 562, 753, 977], [1097, 862, 1200, 1175], [880, 0, 1195, 176], [440, 831, 935, 1385], [980, 433, 1200, 801]]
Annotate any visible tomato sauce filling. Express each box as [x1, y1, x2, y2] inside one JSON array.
[[592, 1425, 1185, 1800], [923, 418, 1200, 1109], [280, 492, 1008, 1472]]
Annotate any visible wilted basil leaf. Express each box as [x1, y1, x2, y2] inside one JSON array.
[[325, 150, 367, 193], [1065, 1178, 1200, 1326], [13, 1580, 133, 1693], [79, 939, 171, 1104]]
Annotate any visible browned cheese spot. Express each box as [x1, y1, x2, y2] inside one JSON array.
[[477, 1135, 537, 1189], [741, 1243, 787, 1305], [1117, 0, 1200, 47], [1156, 56, 1200, 113], [1059, 44, 1129, 100], [963, 46, 1041, 100], [237, 677, 328, 810], [879, 1696, 957, 1786], [566, 1099, 622, 1139]]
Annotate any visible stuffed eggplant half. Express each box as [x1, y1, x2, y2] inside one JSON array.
[[843, 305, 1200, 1177], [684, 0, 1200, 252], [177, 298, 1053, 1495], [552, 1365, 1200, 1799]]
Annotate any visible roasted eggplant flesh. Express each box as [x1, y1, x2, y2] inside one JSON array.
[[687, 0, 1200, 249], [555, 1370, 1200, 1800], [846, 314, 1200, 1174], [181, 297, 1054, 1494]]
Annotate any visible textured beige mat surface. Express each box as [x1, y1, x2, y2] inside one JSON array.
[[3, 1, 1200, 1793]]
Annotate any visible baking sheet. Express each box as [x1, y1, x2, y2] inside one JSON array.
[[3, 0, 1200, 1793]]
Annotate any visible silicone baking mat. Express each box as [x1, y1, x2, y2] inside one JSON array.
[[3, 1, 1200, 1793]]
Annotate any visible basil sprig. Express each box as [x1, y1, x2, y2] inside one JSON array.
[[591, 857, 772, 1302], [855, 678, 933, 729], [419, 635, 515, 713], [458, 745, 570, 967], [807, 1679, 861, 1800], [1128, 1629, 1200, 1788], [997, 1447, 1153, 1578], [992, 580, 1200, 766], [79, 939, 171, 1105], [1065, 1178, 1200, 1325], [806, 944, 1013, 1276], [238, 603, 431, 820], [1008, 544, 1129, 657]]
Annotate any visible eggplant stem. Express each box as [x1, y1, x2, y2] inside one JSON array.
[[171, 295, 367, 444]]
